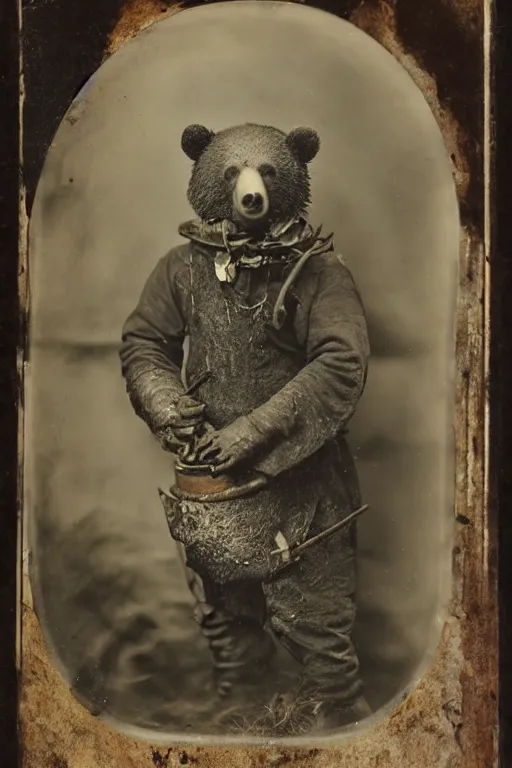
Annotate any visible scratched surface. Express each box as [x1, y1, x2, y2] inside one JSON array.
[[18, 1, 496, 767]]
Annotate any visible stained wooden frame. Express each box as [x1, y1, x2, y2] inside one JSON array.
[[0, 0, 506, 765]]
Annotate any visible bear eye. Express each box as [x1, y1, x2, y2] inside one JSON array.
[[224, 166, 239, 182], [259, 164, 277, 179]]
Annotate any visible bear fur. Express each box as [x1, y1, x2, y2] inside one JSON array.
[[182, 123, 319, 228]]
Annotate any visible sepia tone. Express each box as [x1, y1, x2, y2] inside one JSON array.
[[17, 1, 495, 768], [26, 0, 457, 736]]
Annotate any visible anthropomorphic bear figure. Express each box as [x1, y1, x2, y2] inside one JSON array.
[[119, 123, 371, 734]]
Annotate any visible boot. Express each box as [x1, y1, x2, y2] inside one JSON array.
[[307, 694, 373, 733], [195, 602, 276, 699]]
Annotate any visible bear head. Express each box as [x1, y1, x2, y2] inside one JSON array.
[[181, 123, 320, 233]]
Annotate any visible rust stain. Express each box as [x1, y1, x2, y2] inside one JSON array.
[[106, 0, 182, 57], [350, 0, 471, 224], [454, 234, 498, 767]]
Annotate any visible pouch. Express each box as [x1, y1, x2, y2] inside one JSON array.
[[159, 470, 319, 584]]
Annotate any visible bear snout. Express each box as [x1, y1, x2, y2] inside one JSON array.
[[233, 167, 269, 223], [242, 192, 264, 212]]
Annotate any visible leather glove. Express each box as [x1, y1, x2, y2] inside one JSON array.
[[195, 415, 268, 474], [155, 395, 205, 452]]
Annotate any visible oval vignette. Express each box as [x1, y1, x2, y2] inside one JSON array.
[[24, 0, 459, 744]]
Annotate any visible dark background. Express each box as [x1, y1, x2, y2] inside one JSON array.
[[0, 0, 510, 764]]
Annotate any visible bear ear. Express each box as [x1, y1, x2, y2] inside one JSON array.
[[286, 127, 320, 164], [181, 124, 215, 161]]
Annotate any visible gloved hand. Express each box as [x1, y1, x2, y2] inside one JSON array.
[[155, 395, 206, 452], [195, 415, 268, 474]]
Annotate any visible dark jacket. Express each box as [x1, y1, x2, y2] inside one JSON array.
[[119, 230, 370, 582], [119, 238, 369, 480]]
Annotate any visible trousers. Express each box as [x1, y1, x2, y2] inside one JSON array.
[[194, 500, 364, 707]]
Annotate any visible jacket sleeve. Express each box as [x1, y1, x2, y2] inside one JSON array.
[[249, 254, 370, 477], [119, 248, 189, 433]]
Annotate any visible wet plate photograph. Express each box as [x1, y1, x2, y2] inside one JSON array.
[[0, 0, 505, 766]]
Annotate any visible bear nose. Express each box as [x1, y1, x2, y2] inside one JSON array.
[[233, 167, 269, 222], [242, 192, 264, 211]]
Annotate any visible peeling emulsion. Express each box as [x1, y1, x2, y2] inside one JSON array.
[[106, 0, 183, 56], [18, 0, 495, 766]]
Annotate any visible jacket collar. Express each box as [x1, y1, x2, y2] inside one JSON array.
[[178, 216, 310, 249], [178, 217, 334, 283]]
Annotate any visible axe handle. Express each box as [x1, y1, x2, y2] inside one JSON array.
[[289, 504, 369, 558], [185, 370, 211, 396]]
